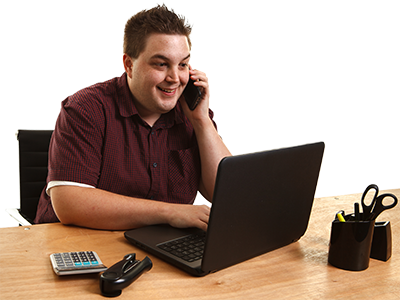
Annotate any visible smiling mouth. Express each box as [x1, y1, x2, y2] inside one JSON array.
[[157, 87, 177, 94]]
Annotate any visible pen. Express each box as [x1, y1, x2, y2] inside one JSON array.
[[336, 212, 346, 223], [354, 203, 360, 222]]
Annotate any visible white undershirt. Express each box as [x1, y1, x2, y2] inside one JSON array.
[[46, 181, 95, 196]]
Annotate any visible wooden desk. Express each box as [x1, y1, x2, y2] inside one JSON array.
[[1, 190, 399, 299]]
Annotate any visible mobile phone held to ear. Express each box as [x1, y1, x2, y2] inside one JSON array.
[[183, 78, 202, 110]]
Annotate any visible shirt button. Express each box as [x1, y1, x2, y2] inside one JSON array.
[[153, 163, 158, 168]]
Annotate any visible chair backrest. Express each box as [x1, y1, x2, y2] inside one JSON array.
[[17, 130, 53, 223]]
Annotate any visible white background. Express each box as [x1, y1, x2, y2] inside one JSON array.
[[1, 0, 399, 227]]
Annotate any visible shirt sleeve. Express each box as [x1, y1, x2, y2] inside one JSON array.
[[47, 92, 105, 187]]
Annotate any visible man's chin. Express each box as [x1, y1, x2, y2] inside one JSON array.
[[158, 98, 179, 113]]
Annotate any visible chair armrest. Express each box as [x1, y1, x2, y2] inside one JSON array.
[[0, 195, 32, 226]]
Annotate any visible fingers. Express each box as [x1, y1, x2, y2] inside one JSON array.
[[188, 69, 210, 113], [188, 65, 208, 87], [198, 221, 208, 232], [197, 205, 210, 231], [189, 204, 210, 231], [189, 69, 208, 89], [168, 204, 210, 231]]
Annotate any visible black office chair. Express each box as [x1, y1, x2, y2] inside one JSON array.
[[8, 130, 53, 225]]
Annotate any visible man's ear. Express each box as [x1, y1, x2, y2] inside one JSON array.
[[123, 54, 133, 78]]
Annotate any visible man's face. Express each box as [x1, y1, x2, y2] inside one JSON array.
[[125, 33, 190, 124]]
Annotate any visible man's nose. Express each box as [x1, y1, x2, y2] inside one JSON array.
[[166, 68, 179, 83]]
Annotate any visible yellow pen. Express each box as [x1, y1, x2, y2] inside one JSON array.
[[337, 212, 346, 223]]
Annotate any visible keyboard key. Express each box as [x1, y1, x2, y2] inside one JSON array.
[[157, 233, 205, 262]]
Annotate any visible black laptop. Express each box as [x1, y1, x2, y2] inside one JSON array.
[[125, 142, 325, 276]]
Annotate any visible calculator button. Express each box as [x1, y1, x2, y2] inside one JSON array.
[[51, 251, 107, 275]]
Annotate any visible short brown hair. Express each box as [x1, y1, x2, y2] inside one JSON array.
[[123, 5, 192, 59]]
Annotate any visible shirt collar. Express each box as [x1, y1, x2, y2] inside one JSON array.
[[116, 73, 140, 118], [116, 73, 184, 128]]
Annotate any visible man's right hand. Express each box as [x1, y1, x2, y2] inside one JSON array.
[[165, 204, 210, 232]]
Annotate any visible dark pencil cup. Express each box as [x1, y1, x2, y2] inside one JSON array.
[[370, 221, 392, 261], [328, 214, 375, 271]]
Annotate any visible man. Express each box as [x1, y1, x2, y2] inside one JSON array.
[[34, 5, 231, 231]]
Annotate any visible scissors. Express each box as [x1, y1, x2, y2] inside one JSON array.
[[361, 184, 398, 221]]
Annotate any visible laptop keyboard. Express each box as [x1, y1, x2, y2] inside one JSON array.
[[157, 232, 206, 262]]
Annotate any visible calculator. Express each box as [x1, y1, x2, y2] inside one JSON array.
[[50, 251, 107, 275]]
